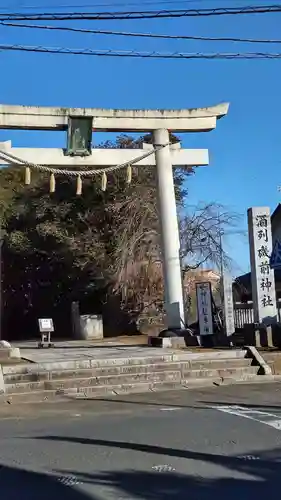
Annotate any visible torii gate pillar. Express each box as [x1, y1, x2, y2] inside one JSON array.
[[153, 129, 184, 329]]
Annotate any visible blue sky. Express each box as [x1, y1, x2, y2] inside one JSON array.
[[0, 0, 280, 276]]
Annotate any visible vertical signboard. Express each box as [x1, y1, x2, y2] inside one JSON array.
[[248, 207, 277, 324], [196, 282, 213, 335], [223, 273, 235, 335]]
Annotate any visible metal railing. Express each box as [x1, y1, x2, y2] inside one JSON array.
[[234, 300, 281, 328]]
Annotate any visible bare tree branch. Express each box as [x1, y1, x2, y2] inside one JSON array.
[[180, 202, 243, 275]]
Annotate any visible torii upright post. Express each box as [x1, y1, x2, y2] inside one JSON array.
[[153, 129, 184, 330], [0, 103, 229, 333]]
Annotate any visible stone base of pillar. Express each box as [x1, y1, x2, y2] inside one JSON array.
[[158, 328, 194, 338], [231, 323, 281, 348], [0, 347, 21, 360], [148, 335, 201, 348], [158, 328, 202, 347]]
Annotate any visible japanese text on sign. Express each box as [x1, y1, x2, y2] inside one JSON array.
[[248, 207, 277, 324], [223, 274, 235, 336], [196, 282, 213, 335], [255, 214, 274, 310]]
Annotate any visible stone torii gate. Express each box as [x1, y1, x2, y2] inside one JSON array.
[[0, 103, 229, 332]]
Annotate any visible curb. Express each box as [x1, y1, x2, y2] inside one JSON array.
[[0, 366, 5, 395], [245, 345, 272, 375]]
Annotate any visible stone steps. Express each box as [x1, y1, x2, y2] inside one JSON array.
[[0, 372, 260, 404], [10, 349, 247, 374], [4, 365, 258, 395], [3, 357, 253, 384], [189, 357, 252, 369], [0, 348, 262, 403]]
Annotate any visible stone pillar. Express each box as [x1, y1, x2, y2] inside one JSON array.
[[153, 129, 185, 330], [248, 207, 277, 325]]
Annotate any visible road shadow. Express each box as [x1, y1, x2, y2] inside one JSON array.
[[0, 463, 93, 500], [52, 468, 280, 499], [81, 396, 203, 409], [32, 436, 281, 498], [75, 386, 281, 411], [2, 449, 280, 499], [35, 435, 281, 474]]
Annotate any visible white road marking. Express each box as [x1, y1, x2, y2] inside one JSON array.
[[57, 475, 83, 486], [152, 465, 175, 472], [212, 405, 281, 431], [238, 455, 260, 460], [160, 407, 181, 412]]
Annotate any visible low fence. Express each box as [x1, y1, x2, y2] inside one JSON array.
[[234, 300, 281, 328]]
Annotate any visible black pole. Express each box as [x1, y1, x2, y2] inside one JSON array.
[[0, 226, 3, 340], [218, 214, 225, 332]]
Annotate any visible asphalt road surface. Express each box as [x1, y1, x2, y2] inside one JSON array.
[[1, 382, 281, 499]]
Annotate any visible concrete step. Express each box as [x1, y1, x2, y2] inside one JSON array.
[[3, 358, 253, 384], [4, 364, 259, 395], [189, 358, 253, 369], [183, 366, 258, 379], [0, 381, 192, 404], [4, 370, 181, 394], [68, 369, 260, 397], [2, 355, 181, 376], [185, 350, 247, 360], [3, 362, 187, 383], [1, 348, 261, 404], [0, 373, 263, 405], [2, 349, 248, 377]]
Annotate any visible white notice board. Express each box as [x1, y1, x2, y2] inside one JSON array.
[[38, 318, 54, 332]]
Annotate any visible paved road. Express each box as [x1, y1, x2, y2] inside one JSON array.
[[1, 382, 281, 499]]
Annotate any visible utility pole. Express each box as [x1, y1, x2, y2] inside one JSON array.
[[218, 217, 225, 331], [0, 225, 3, 340]]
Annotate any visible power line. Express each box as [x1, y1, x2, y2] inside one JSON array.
[[3, 20, 281, 45], [1, 43, 281, 58], [9, 0, 279, 9], [0, 4, 281, 20], [0, 0, 242, 10]]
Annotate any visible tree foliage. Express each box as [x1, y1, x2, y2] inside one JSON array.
[[0, 135, 241, 338]]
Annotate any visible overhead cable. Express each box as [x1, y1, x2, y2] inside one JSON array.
[[0, 0, 233, 11], [0, 0, 242, 10], [2, 20, 281, 45], [0, 4, 281, 21], [1, 43, 281, 58]]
